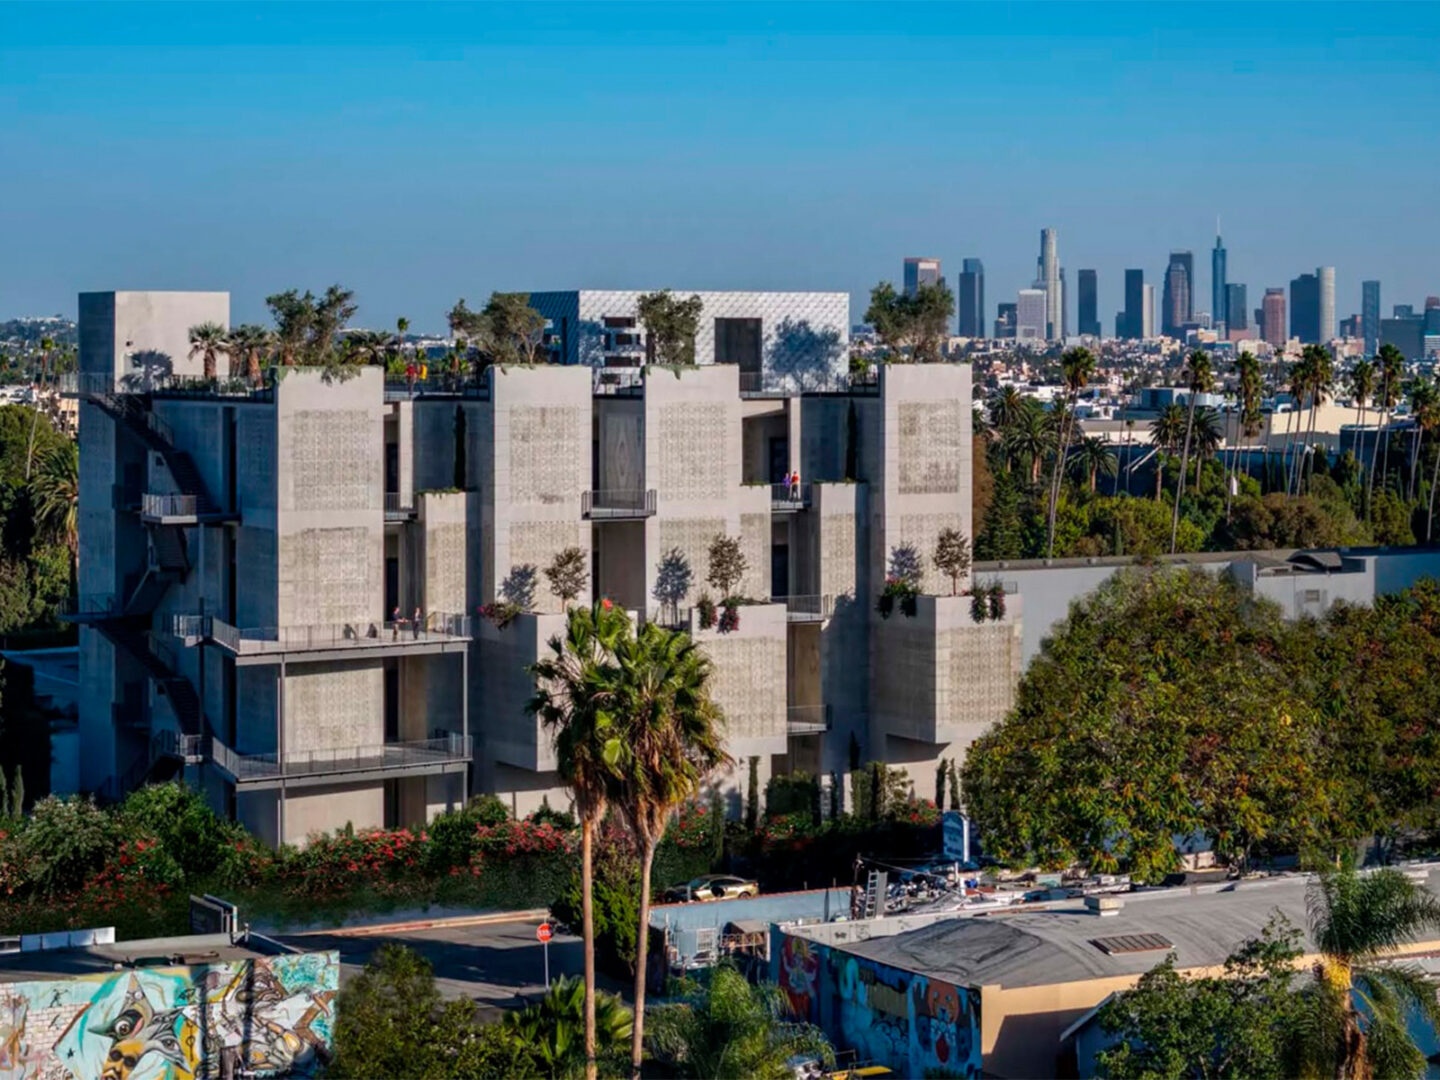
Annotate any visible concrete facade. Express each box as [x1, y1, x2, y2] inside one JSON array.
[[73, 289, 995, 839]]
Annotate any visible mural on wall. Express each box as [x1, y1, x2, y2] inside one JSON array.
[[831, 949, 981, 1079], [778, 935, 820, 1023], [0, 951, 337, 1080]]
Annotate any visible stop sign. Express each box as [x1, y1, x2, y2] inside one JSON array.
[[536, 922, 553, 943]]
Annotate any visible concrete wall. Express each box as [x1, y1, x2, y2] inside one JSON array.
[[476, 611, 567, 774], [78, 290, 230, 385]]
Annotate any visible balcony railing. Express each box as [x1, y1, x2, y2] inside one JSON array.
[[174, 613, 473, 655], [774, 594, 834, 622], [58, 593, 120, 621], [583, 489, 657, 519], [592, 367, 645, 396], [384, 492, 416, 520], [787, 705, 832, 736], [770, 482, 812, 511], [211, 733, 472, 784], [141, 493, 198, 520]]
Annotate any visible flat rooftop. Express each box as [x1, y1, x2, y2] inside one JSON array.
[[830, 865, 1440, 990], [0, 934, 283, 985]]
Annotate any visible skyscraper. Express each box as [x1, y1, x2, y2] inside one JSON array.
[[1122, 269, 1144, 339], [1077, 269, 1099, 337], [1290, 271, 1320, 343], [1212, 232, 1228, 330], [1017, 289, 1048, 341], [1263, 288, 1287, 348], [1318, 266, 1335, 343], [1162, 251, 1193, 336], [1039, 228, 1061, 340], [903, 257, 941, 297], [1142, 284, 1156, 339], [1226, 284, 1248, 332], [995, 302, 1017, 339], [957, 258, 985, 338], [1362, 280, 1381, 356]]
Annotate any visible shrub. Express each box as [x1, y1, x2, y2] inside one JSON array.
[[988, 582, 1007, 620], [717, 599, 741, 633], [117, 782, 248, 881], [878, 577, 918, 619], [478, 601, 522, 629], [696, 594, 717, 630], [706, 534, 747, 599], [526, 798, 576, 831], [766, 771, 819, 821], [425, 795, 510, 873], [544, 546, 588, 607], [969, 588, 987, 624], [19, 796, 118, 897]]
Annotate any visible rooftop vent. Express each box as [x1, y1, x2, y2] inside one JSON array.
[[1090, 932, 1172, 956]]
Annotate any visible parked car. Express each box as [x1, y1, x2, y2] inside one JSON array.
[[663, 874, 759, 903]]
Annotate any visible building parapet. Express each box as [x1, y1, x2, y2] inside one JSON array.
[[209, 733, 472, 790]]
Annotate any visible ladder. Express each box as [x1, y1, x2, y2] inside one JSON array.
[[861, 870, 888, 919]]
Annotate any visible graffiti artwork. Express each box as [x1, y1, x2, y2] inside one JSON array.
[[777, 935, 819, 1023], [0, 951, 337, 1080], [832, 951, 981, 1079]]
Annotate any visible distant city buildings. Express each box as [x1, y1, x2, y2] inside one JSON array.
[[1226, 283, 1248, 332], [1212, 233, 1227, 330], [1263, 287, 1287, 348], [958, 258, 985, 338], [1363, 280, 1381, 356], [1017, 289, 1048, 342], [1039, 228, 1061, 341], [1162, 251, 1194, 337], [1077, 269, 1099, 337], [1142, 284, 1156, 339], [1319, 266, 1336, 343], [1381, 311, 1423, 359], [903, 257, 942, 297], [1119, 269, 1145, 340], [1290, 271, 1320, 343], [994, 301, 1017, 339]]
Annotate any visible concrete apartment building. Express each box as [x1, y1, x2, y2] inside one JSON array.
[[70, 289, 1012, 844]]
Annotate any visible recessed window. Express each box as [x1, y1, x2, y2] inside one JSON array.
[[603, 316, 636, 329]]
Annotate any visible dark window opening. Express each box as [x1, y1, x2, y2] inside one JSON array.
[[715, 317, 762, 374], [603, 316, 637, 329]]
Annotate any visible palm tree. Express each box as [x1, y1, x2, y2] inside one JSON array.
[[1149, 404, 1187, 501], [1406, 380, 1437, 504], [1280, 355, 1310, 497], [646, 962, 834, 1080], [1414, 381, 1440, 542], [24, 335, 54, 481], [1190, 406, 1224, 493], [1069, 436, 1117, 493], [528, 601, 631, 1080], [610, 622, 731, 1080], [1298, 345, 1334, 496], [188, 321, 227, 382], [1170, 350, 1214, 553], [1347, 359, 1375, 490], [31, 442, 78, 586], [1001, 400, 1050, 485], [988, 386, 1026, 435], [228, 324, 272, 386], [1368, 345, 1404, 511], [1293, 868, 1440, 1079], [344, 330, 389, 367], [1122, 418, 1137, 497], [1046, 347, 1096, 558], [503, 974, 633, 1079], [1229, 352, 1263, 518]]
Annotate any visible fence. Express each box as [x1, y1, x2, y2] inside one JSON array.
[[211, 733, 472, 783], [787, 705, 832, 735], [141, 493, 198, 518], [582, 489, 657, 518]]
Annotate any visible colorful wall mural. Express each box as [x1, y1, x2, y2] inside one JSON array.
[[0, 950, 337, 1080], [775, 933, 982, 1079]]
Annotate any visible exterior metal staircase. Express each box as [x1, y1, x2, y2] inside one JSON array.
[[87, 391, 222, 516], [99, 624, 203, 738]]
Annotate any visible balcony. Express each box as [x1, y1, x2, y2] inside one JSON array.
[[787, 705, 832, 736], [774, 594, 834, 622], [770, 482, 812, 512], [582, 489, 657, 520], [384, 492, 416, 521], [140, 493, 201, 524], [592, 367, 644, 396], [58, 593, 121, 623], [175, 613, 473, 665], [209, 733, 472, 791]]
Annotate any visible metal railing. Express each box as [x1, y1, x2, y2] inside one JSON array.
[[770, 482, 812, 510], [212, 733, 472, 783], [59, 371, 273, 401], [58, 593, 120, 620], [141, 493, 198, 519], [154, 730, 203, 762], [193, 613, 473, 653], [582, 489, 657, 519], [787, 705, 832, 736], [774, 594, 834, 621], [384, 492, 415, 518], [592, 367, 645, 396]]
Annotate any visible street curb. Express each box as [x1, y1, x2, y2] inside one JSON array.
[[292, 908, 551, 938]]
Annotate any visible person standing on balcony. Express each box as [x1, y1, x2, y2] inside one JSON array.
[[391, 605, 401, 641], [412, 605, 422, 639], [788, 468, 800, 501]]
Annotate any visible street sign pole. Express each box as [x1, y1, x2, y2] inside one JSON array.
[[536, 922, 553, 986], [544, 938, 550, 985]]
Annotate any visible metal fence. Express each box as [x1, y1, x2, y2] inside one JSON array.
[[582, 489, 657, 518], [212, 733, 472, 783], [175, 613, 473, 653], [770, 482, 812, 509], [786, 705, 832, 735], [141, 493, 198, 518], [774, 594, 833, 621], [384, 492, 415, 517]]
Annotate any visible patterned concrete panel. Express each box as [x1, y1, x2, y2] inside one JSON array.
[[508, 404, 583, 506], [290, 410, 378, 511], [656, 403, 728, 498], [897, 400, 964, 495]]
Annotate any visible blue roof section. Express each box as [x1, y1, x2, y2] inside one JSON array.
[[651, 887, 852, 959]]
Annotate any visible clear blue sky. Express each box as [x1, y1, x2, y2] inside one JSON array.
[[3, 2, 1438, 332]]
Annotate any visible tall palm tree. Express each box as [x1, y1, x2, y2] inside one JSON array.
[[1170, 350, 1213, 553], [529, 601, 631, 1080], [1294, 868, 1440, 1079], [1122, 418, 1137, 497], [988, 386, 1026, 435], [1413, 381, 1440, 541], [1046, 348, 1096, 558], [1298, 345, 1334, 496], [31, 442, 78, 586], [1406, 379, 1437, 504], [1001, 400, 1050, 485], [1347, 358, 1375, 490], [228, 324, 272, 386], [610, 622, 731, 1080], [1283, 350, 1316, 497], [1368, 345, 1404, 512], [188, 321, 227, 382], [1149, 404, 1187, 501], [1190, 406, 1224, 493], [1069, 436, 1117, 493], [1280, 355, 1310, 497], [24, 335, 54, 480], [1229, 352, 1263, 518]]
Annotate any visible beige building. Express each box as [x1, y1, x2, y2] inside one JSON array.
[[69, 290, 1017, 842]]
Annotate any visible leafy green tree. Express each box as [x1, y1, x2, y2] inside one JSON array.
[[961, 568, 1349, 880], [609, 622, 730, 1079], [1069, 436, 1118, 494], [529, 600, 631, 1080], [503, 974, 633, 1080], [19, 796, 119, 895], [646, 963, 834, 1080], [864, 281, 954, 362], [117, 782, 247, 880], [706, 534, 747, 599], [1292, 868, 1440, 1080], [932, 528, 971, 595], [637, 290, 704, 366], [545, 547, 590, 608], [1368, 345, 1404, 512], [1096, 917, 1305, 1080], [29, 441, 76, 585]]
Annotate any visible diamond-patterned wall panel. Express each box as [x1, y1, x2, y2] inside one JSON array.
[[290, 410, 375, 511]]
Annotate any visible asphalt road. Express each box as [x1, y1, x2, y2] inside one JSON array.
[[282, 916, 628, 1017]]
